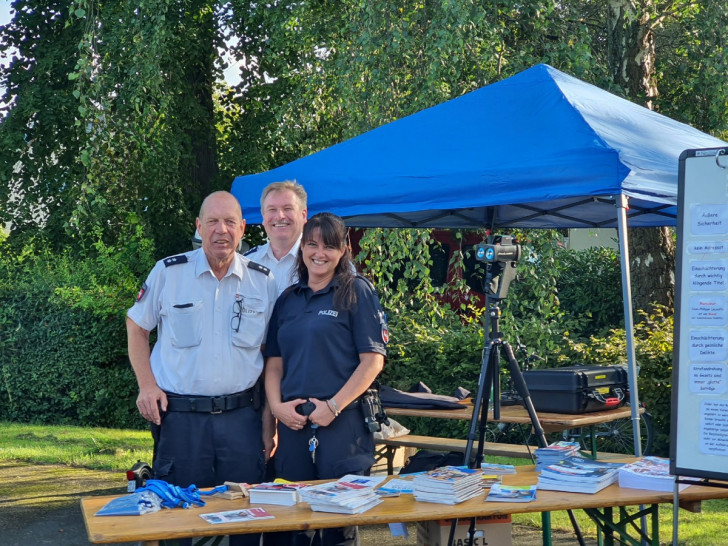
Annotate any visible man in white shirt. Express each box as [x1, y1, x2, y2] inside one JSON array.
[[127, 191, 276, 546], [244, 181, 308, 296]]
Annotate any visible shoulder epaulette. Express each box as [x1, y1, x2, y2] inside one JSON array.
[[247, 260, 270, 276], [163, 255, 188, 267], [243, 246, 259, 257]]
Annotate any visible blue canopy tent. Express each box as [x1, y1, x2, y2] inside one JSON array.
[[231, 63, 726, 454]]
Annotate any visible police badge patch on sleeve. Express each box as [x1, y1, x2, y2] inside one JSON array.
[[379, 311, 389, 344], [136, 282, 148, 302]]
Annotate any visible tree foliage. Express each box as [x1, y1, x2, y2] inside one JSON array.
[[1, 1, 727, 447]]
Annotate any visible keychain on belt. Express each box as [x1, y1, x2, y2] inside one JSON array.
[[308, 424, 319, 463], [296, 400, 319, 463]]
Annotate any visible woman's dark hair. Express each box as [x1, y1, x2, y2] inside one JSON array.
[[296, 212, 357, 309]]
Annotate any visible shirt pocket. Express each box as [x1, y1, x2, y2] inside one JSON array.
[[167, 301, 203, 348], [231, 296, 267, 348]]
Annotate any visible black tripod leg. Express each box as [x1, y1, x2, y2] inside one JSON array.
[[465, 340, 497, 467], [501, 342, 546, 448], [502, 341, 587, 546]]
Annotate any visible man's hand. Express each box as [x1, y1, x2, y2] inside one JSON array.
[[136, 385, 167, 425], [262, 402, 277, 461]]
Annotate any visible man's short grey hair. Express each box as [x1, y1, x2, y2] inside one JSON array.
[[260, 181, 308, 211]]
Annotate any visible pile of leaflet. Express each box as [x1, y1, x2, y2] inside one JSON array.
[[412, 466, 483, 504], [534, 441, 581, 471], [537, 456, 623, 494], [299, 476, 382, 514]]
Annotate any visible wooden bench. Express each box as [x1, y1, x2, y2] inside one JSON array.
[[374, 434, 534, 473]]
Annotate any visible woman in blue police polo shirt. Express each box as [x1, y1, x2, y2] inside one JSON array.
[[264, 212, 387, 546]]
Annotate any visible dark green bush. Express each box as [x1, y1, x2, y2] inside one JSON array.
[[0, 231, 155, 429], [563, 307, 673, 456], [556, 246, 623, 336]]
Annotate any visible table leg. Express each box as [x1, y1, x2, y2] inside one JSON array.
[[541, 512, 553, 546], [583, 504, 658, 546]]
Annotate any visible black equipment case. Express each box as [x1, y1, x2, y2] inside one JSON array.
[[522, 365, 628, 414]]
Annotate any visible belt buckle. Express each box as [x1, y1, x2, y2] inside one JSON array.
[[210, 396, 225, 414]]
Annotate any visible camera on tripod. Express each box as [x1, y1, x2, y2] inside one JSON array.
[[474, 235, 521, 301], [474, 234, 521, 264]]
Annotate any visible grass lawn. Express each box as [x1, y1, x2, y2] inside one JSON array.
[[2, 421, 727, 544]]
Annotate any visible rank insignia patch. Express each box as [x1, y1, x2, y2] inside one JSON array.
[[380, 311, 389, 344], [136, 282, 148, 302]]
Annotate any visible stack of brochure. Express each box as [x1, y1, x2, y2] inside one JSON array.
[[618, 456, 696, 492], [299, 475, 383, 514], [480, 463, 517, 489], [485, 483, 537, 502], [248, 481, 309, 506], [534, 441, 581, 471], [199, 507, 274, 525], [412, 466, 483, 504], [537, 456, 623, 494]]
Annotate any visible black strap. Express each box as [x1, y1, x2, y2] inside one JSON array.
[[165, 390, 254, 414]]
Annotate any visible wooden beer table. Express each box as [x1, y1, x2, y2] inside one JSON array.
[[386, 401, 639, 432], [81, 463, 728, 546], [376, 403, 644, 473]]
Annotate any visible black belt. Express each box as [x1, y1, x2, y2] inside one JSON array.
[[166, 389, 254, 414]]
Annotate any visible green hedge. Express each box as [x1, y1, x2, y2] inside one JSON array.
[[0, 233, 154, 429], [563, 307, 674, 456]]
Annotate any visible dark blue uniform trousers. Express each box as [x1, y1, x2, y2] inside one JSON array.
[[265, 406, 375, 546], [154, 406, 266, 546]]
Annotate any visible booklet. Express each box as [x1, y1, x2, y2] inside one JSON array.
[[540, 456, 623, 482], [538, 456, 623, 494], [480, 463, 517, 475], [199, 507, 274, 524], [485, 483, 537, 503], [618, 456, 697, 492], [248, 482, 309, 506]]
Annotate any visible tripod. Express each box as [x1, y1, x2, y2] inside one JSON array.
[[450, 236, 586, 546], [463, 298, 546, 467]]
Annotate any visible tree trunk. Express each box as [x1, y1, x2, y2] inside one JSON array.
[[628, 227, 675, 313], [607, 0, 675, 315]]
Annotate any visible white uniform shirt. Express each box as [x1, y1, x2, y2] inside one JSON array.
[[244, 238, 301, 297], [127, 248, 277, 396]]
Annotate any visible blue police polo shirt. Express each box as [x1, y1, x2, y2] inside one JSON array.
[[264, 276, 387, 401]]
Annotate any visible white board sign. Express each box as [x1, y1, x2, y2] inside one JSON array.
[[672, 147, 728, 480]]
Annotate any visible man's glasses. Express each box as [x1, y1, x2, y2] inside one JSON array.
[[231, 298, 243, 332]]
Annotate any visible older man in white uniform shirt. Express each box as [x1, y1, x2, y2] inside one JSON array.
[[126, 191, 276, 546]]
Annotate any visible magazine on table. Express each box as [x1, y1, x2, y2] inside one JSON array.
[[248, 481, 310, 506], [540, 456, 623, 482], [376, 478, 414, 495], [534, 441, 581, 470], [538, 456, 623, 494], [412, 466, 483, 492], [299, 475, 381, 514], [485, 483, 537, 503], [618, 456, 698, 492], [413, 481, 483, 505], [480, 462, 517, 475], [309, 496, 383, 514], [480, 475, 503, 488], [299, 479, 372, 503], [199, 507, 274, 524], [412, 466, 483, 504], [537, 475, 617, 494]]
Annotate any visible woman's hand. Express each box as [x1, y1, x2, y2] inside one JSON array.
[[272, 398, 309, 430], [308, 398, 336, 428]]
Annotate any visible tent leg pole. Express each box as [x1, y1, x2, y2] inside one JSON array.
[[616, 194, 643, 457], [617, 195, 649, 545]]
